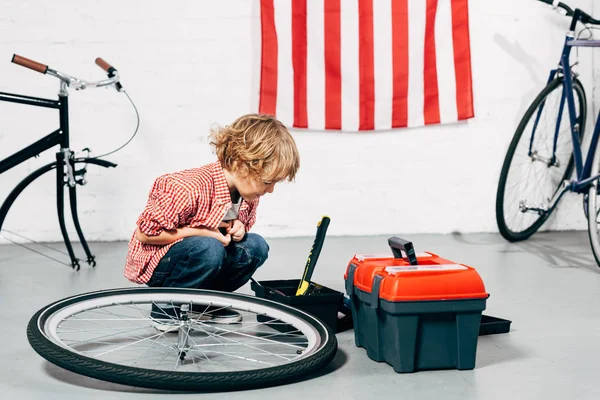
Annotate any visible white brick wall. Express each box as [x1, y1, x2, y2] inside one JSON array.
[[0, 0, 595, 243]]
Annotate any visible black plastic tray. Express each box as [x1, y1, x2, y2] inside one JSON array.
[[479, 314, 511, 336], [251, 279, 344, 333]]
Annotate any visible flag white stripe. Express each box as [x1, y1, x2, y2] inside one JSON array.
[[340, 0, 360, 131], [435, 0, 458, 124], [407, 0, 426, 127], [373, 0, 393, 130], [251, 0, 262, 113], [274, 1, 294, 126], [307, 0, 325, 130]]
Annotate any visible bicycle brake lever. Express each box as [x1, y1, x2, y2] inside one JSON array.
[[73, 148, 91, 186], [110, 74, 124, 92]]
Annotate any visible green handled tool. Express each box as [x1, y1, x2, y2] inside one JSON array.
[[296, 216, 330, 296]]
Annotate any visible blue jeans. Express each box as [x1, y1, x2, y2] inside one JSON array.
[[147, 233, 269, 292]]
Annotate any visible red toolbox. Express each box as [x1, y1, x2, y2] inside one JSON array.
[[344, 237, 489, 373]]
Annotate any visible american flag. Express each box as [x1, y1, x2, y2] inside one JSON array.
[[258, 0, 474, 131]]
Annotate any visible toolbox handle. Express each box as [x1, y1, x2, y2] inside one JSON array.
[[388, 236, 418, 265]]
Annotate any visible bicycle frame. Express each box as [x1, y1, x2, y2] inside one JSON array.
[[561, 48, 600, 193], [528, 9, 600, 216], [0, 90, 117, 269], [0, 92, 68, 174]]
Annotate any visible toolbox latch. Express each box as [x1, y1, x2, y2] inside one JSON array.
[[370, 274, 384, 310], [345, 263, 357, 297]]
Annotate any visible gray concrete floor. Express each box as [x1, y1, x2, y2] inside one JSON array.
[[1, 231, 599, 399]]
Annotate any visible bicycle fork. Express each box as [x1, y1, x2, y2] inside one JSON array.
[[0, 151, 116, 270], [56, 149, 96, 270]]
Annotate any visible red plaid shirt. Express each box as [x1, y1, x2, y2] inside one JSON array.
[[124, 161, 259, 284]]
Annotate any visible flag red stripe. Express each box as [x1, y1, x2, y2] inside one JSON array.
[[259, 0, 278, 116], [423, 0, 440, 125], [391, 0, 409, 128], [292, 0, 308, 128], [358, 0, 375, 131], [451, 0, 474, 120], [324, 0, 342, 130]]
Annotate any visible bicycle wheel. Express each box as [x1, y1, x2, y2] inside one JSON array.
[[496, 77, 586, 241], [587, 136, 600, 267], [27, 287, 337, 391]]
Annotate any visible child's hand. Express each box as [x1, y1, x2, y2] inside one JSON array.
[[218, 221, 232, 229], [215, 231, 232, 246], [227, 219, 246, 242]]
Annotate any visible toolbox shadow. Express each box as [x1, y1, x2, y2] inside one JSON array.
[[474, 335, 527, 369]]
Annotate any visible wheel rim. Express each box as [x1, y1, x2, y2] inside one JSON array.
[[38, 290, 326, 374], [500, 80, 583, 237], [589, 184, 599, 252], [588, 142, 600, 265]]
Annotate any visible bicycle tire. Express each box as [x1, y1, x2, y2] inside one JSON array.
[[496, 77, 586, 242], [27, 287, 338, 392], [0, 157, 115, 237], [588, 137, 600, 268]]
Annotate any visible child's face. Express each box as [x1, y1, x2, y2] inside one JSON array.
[[235, 176, 277, 202]]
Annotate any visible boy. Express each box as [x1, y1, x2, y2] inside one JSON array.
[[124, 113, 300, 329]]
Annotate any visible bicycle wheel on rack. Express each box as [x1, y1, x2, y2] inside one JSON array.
[[27, 287, 337, 392], [496, 77, 586, 242], [587, 136, 600, 268]]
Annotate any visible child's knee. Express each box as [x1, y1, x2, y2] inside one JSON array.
[[243, 233, 270, 261], [184, 236, 227, 265]]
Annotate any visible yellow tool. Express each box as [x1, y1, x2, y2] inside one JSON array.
[[296, 216, 330, 296]]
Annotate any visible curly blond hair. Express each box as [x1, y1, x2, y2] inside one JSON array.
[[209, 114, 300, 182]]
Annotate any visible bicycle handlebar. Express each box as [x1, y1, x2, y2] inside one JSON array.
[[538, 0, 574, 17], [538, 0, 600, 25], [95, 58, 113, 73], [11, 54, 122, 91], [12, 54, 48, 74]]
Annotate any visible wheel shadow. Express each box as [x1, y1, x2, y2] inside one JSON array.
[[510, 237, 598, 272], [44, 362, 175, 394], [42, 347, 349, 393], [450, 231, 598, 273]]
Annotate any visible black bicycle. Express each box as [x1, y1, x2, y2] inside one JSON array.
[[0, 55, 133, 270]]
